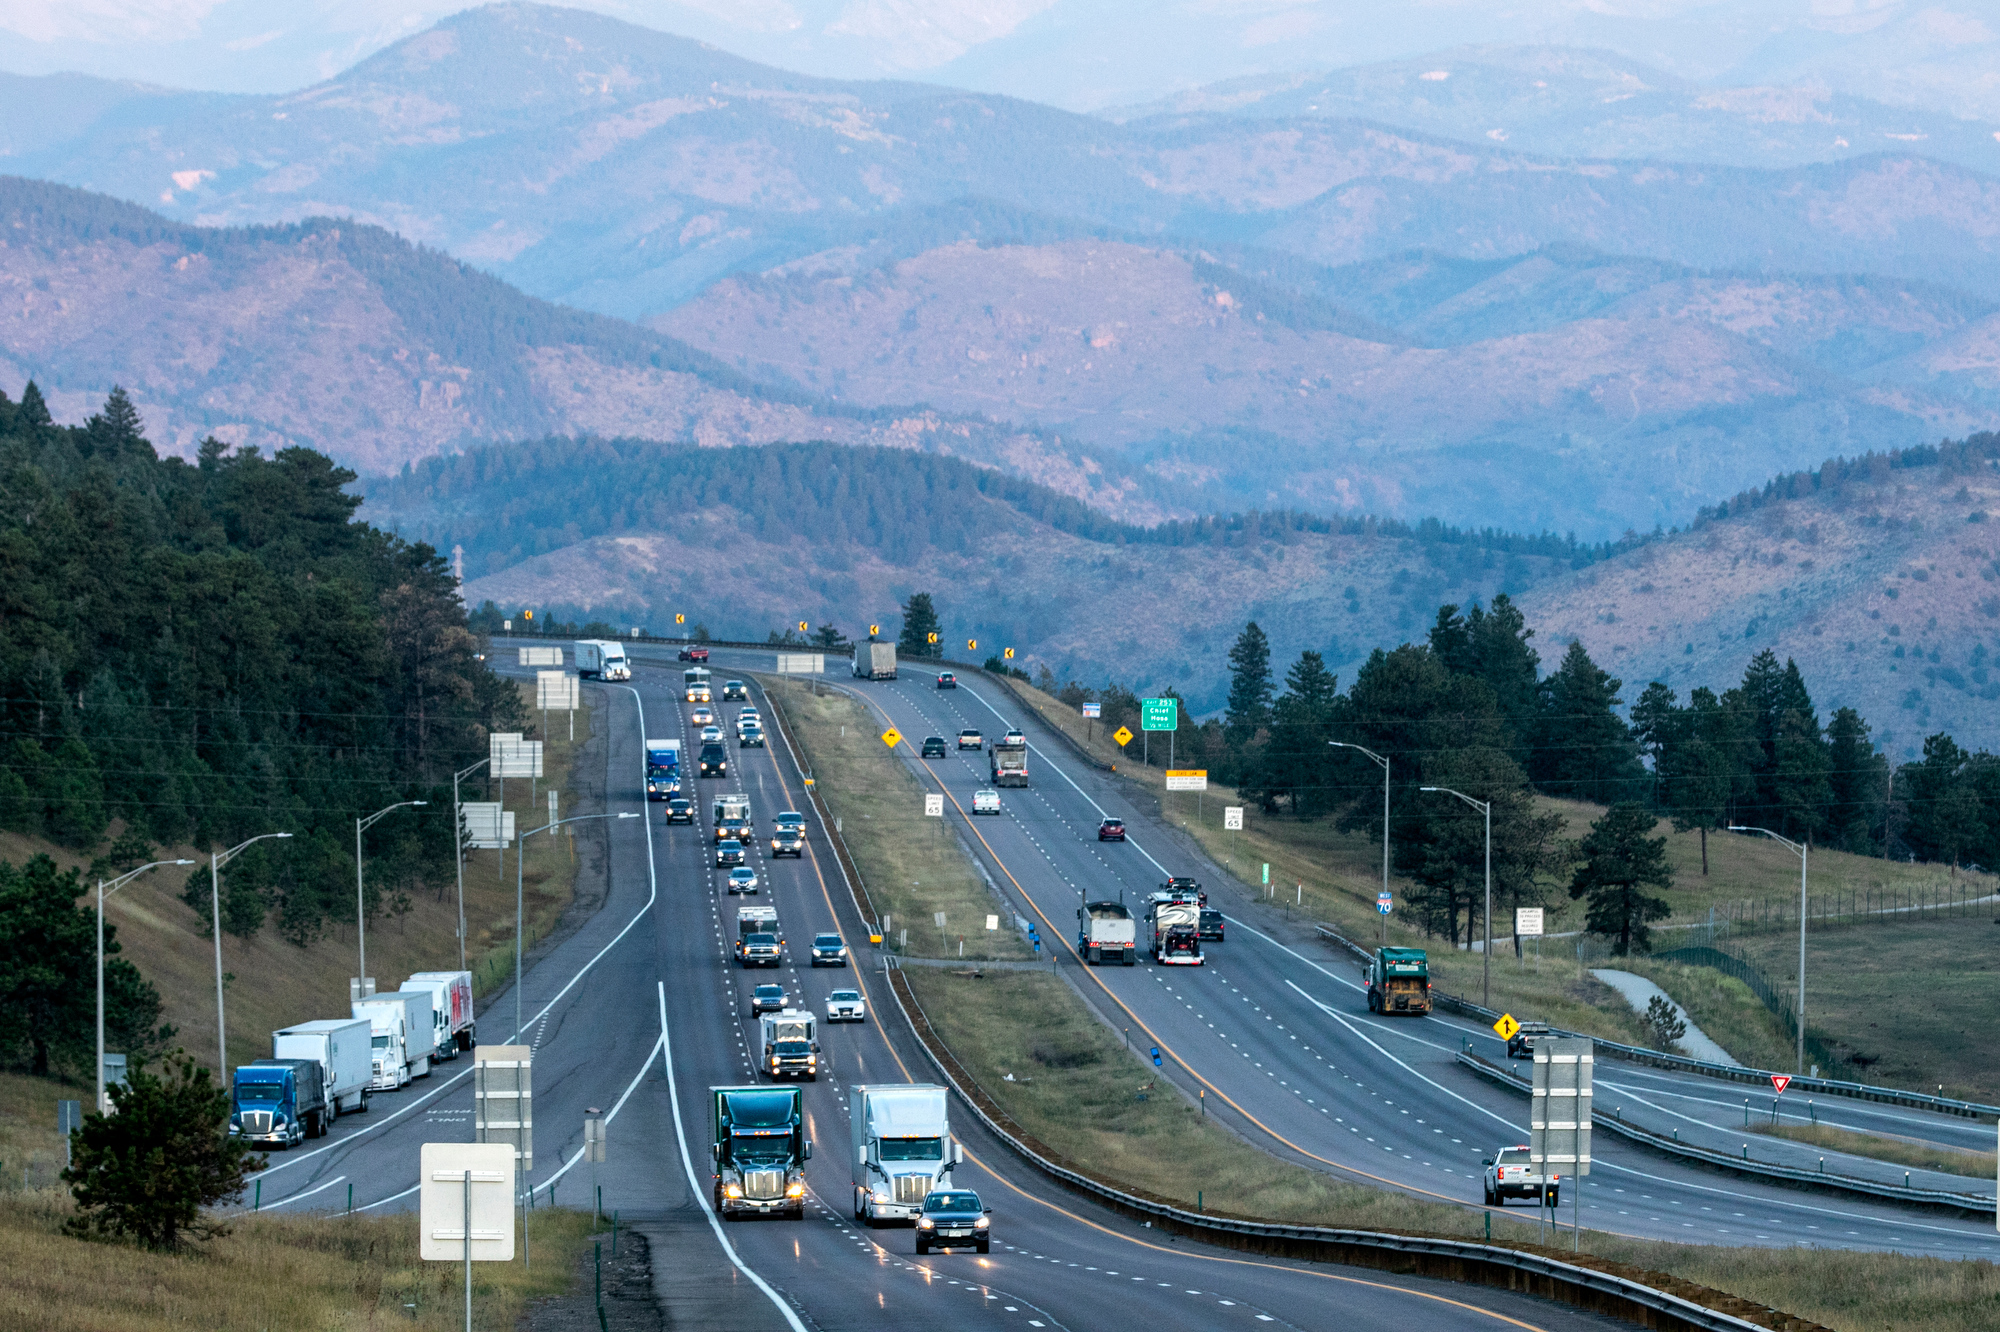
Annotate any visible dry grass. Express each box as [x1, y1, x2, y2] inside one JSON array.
[[6, 684, 594, 1084], [1608, 957, 1798, 1074], [761, 678, 1030, 960], [1750, 1121, 1998, 1179], [0, 1186, 595, 1332], [0, 1070, 70, 1192]]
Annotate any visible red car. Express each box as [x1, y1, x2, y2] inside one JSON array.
[[678, 646, 709, 662], [1098, 818, 1125, 841]]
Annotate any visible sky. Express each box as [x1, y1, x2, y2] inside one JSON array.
[[3, 0, 1999, 117]]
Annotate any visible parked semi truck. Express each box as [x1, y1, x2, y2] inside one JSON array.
[[403, 970, 476, 1060], [853, 641, 897, 681], [272, 1017, 372, 1116], [759, 1009, 820, 1080], [1077, 900, 1137, 965], [1366, 948, 1432, 1015], [851, 1083, 958, 1225], [574, 638, 631, 681], [645, 739, 682, 799], [988, 734, 1029, 787], [711, 1085, 811, 1219], [352, 989, 434, 1089], [229, 1058, 327, 1147], [1146, 892, 1203, 965]]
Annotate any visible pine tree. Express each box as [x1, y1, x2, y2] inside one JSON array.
[[1825, 708, 1885, 853], [1467, 594, 1541, 762], [1568, 803, 1675, 955], [1656, 687, 1749, 875], [1258, 651, 1339, 816], [897, 592, 942, 660], [1534, 639, 1644, 802], [1223, 621, 1274, 746], [84, 386, 149, 461], [17, 380, 52, 429]]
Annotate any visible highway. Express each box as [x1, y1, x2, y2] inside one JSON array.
[[238, 646, 1626, 1332], [785, 653, 2000, 1263]]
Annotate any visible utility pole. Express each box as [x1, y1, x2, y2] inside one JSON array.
[[1425, 786, 1493, 1010]]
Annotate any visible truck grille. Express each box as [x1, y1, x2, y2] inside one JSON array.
[[893, 1173, 931, 1205], [241, 1111, 273, 1135], [743, 1169, 785, 1201]]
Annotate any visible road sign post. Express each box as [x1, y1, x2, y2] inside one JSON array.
[[420, 1142, 516, 1332], [1515, 907, 1543, 966], [1112, 725, 1133, 748], [1531, 1037, 1592, 1251], [1139, 697, 1176, 766]]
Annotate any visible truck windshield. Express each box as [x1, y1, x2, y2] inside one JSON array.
[[372, 1035, 391, 1049], [880, 1136, 943, 1161], [731, 1134, 793, 1164], [235, 1082, 284, 1103]]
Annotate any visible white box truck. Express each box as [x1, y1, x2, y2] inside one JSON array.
[[353, 990, 434, 1089], [759, 1009, 820, 1081], [575, 638, 631, 681], [851, 1083, 958, 1225], [853, 642, 897, 681], [272, 1016, 373, 1117], [403, 970, 476, 1060]]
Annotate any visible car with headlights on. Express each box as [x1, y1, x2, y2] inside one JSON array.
[[727, 866, 759, 895], [915, 1189, 990, 1254], [810, 933, 847, 967]]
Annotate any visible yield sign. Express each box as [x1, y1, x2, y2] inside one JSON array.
[[1770, 1074, 1792, 1094]]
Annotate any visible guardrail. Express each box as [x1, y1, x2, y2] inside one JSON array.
[[1311, 925, 2000, 1122], [1456, 1050, 1996, 1217]]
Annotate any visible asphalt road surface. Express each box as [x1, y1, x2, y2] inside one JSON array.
[[239, 647, 1630, 1332]]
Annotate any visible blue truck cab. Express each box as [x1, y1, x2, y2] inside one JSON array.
[[646, 738, 682, 800], [229, 1058, 327, 1148]]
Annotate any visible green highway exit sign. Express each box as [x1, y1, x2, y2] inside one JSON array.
[[1140, 697, 1178, 731]]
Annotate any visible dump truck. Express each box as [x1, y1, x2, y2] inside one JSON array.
[[711, 1085, 810, 1219], [1366, 947, 1432, 1015], [229, 1059, 327, 1147], [759, 1009, 820, 1081], [851, 1083, 958, 1225], [853, 642, 897, 681], [988, 734, 1029, 787], [1077, 900, 1137, 966]]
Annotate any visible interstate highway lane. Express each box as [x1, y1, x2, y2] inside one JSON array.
[[776, 657, 2000, 1262], [250, 643, 1629, 1332]]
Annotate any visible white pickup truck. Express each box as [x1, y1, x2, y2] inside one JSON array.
[[1483, 1144, 1559, 1207]]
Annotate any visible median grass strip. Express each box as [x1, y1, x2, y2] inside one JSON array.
[[0, 1186, 596, 1332], [761, 677, 1030, 960], [1751, 1120, 1998, 1180]]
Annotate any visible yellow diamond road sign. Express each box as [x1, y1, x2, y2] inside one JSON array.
[[1113, 725, 1134, 747], [1492, 1013, 1520, 1042], [881, 727, 902, 749]]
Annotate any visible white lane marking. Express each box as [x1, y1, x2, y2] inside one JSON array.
[[254, 1172, 346, 1210]]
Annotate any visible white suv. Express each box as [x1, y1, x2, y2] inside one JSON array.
[[825, 989, 866, 1023]]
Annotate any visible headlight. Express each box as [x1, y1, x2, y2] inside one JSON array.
[[873, 1190, 890, 1203], [724, 1184, 743, 1198], [786, 1182, 805, 1197], [917, 1217, 935, 1228], [975, 1216, 989, 1228]]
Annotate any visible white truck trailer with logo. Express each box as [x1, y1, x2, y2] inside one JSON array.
[[402, 970, 476, 1059], [851, 1083, 959, 1225], [574, 638, 631, 681], [352, 989, 434, 1089], [272, 1016, 373, 1116]]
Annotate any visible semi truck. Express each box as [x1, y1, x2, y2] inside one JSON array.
[[403, 970, 476, 1059], [758, 1009, 820, 1081], [272, 1017, 372, 1116], [851, 1083, 958, 1226], [853, 642, 897, 681], [645, 739, 682, 800], [575, 638, 631, 681], [1077, 900, 1137, 965], [229, 1058, 327, 1148], [352, 989, 434, 1089], [711, 1085, 811, 1219], [1146, 893, 1203, 965], [988, 734, 1029, 787], [1366, 948, 1432, 1015], [684, 667, 712, 703]]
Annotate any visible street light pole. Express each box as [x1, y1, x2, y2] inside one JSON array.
[[210, 832, 291, 1083], [513, 812, 640, 1039], [98, 859, 194, 1112], [1423, 786, 1493, 1009], [1330, 742, 1391, 947], [356, 801, 428, 993], [1729, 825, 1809, 1076], [453, 759, 491, 972]]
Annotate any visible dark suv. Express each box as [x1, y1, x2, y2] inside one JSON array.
[[936, 672, 957, 689], [715, 843, 746, 869], [770, 828, 804, 858], [915, 1190, 990, 1255], [1199, 908, 1225, 942], [699, 742, 728, 777], [921, 736, 949, 759], [665, 798, 694, 825], [810, 933, 848, 967]]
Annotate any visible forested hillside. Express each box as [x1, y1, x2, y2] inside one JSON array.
[[0, 379, 518, 957]]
